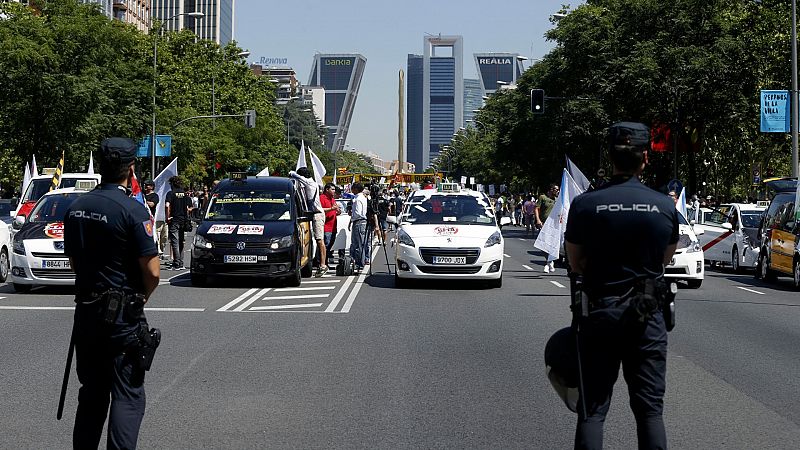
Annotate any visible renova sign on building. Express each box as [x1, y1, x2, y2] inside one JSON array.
[[258, 57, 288, 65]]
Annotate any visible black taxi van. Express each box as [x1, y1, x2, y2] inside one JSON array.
[[190, 173, 314, 286], [755, 177, 799, 289]]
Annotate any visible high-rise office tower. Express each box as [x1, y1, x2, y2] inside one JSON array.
[[463, 78, 483, 128], [79, 1, 151, 31], [406, 54, 424, 171], [153, 0, 234, 46], [423, 35, 463, 169], [308, 54, 367, 152], [474, 52, 525, 96]]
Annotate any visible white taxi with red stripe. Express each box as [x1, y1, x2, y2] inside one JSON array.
[[696, 203, 767, 272]]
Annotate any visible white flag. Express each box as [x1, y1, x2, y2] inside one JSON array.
[[31, 154, 38, 176], [308, 147, 326, 186], [153, 158, 178, 222], [566, 155, 591, 192], [460, 176, 467, 185], [256, 166, 270, 177], [87, 152, 95, 175], [488, 185, 496, 196], [676, 187, 688, 222], [296, 140, 307, 170], [534, 169, 584, 260], [469, 177, 475, 185], [21, 163, 31, 198]]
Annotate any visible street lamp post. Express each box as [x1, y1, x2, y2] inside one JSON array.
[[152, 11, 204, 180], [792, 0, 799, 177]]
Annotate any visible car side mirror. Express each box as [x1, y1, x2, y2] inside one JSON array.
[[690, 219, 696, 225], [721, 222, 733, 231], [693, 226, 704, 236], [13, 215, 25, 229]]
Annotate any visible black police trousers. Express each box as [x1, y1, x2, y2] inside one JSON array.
[[575, 297, 668, 450], [73, 304, 146, 450]]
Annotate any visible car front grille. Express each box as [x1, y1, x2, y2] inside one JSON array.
[[213, 242, 273, 249], [31, 252, 66, 258], [418, 247, 480, 264], [31, 269, 75, 279], [208, 264, 292, 276], [418, 266, 481, 274]]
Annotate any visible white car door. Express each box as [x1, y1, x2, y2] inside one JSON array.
[[696, 206, 734, 263]]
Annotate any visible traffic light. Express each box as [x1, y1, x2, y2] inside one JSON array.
[[244, 109, 257, 128], [531, 89, 545, 114]]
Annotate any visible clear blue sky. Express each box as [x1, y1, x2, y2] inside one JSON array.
[[235, 0, 580, 161]]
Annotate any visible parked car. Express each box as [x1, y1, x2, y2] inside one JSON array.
[[696, 203, 767, 272], [755, 178, 799, 288]]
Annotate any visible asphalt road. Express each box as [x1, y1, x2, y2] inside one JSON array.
[[0, 227, 798, 449]]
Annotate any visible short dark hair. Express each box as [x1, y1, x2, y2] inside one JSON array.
[[608, 122, 649, 173], [352, 182, 364, 193], [296, 167, 310, 178], [169, 176, 183, 189], [324, 182, 335, 191]]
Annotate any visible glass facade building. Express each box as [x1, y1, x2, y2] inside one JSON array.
[[153, 0, 234, 46], [474, 53, 525, 96], [406, 54, 424, 171], [422, 35, 463, 169], [463, 79, 483, 128], [308, 54, 367, 152]]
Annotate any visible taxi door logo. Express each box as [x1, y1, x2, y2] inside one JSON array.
[[45, 222, 65, 239]]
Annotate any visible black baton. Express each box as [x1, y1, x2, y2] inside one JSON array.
[[57, 327, 76, 420]]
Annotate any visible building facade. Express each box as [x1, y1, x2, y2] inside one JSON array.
[[406, 54, 424, 172], [474, 52, 524, 96], [153, 0, 234, 45], [251, 65, 299, 104], [301, 86, 326, 124], [308, 54, 367, 152], [423, 35, 463, 169], [463, 78, 483, 128]]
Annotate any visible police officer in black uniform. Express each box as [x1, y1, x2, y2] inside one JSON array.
[[64, 138, 160, 449], [564, 122, 678, 450]]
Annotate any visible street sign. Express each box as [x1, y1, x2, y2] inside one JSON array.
[[136, 135, 172, 157], [760, 90, 790, 133]]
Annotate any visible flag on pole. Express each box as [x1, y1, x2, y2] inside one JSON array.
[[130, 172, 146, 207], [50, 149, 65, 191], [296, 140, 307, 170], [308, 147, 326, 186], [566, 155, 591, 192], [87, 152, 95, 175], [21, 163, 31, 198], [31, 154, 38, 176], [676, 187, 688, 221], [256, 166, 270, 177], [534, 168, 584, 260], [153, 158, 178, 222]]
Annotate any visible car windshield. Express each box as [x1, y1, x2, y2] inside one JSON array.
[[741, 213, 763, 228], [29, 193, 81, 223], [205, 191, 292, 222], [22, 179, 52, 203], [404, 194, 496, 225]]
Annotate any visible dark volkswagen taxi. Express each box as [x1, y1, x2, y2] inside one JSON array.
[[190, 174, 314, 286]]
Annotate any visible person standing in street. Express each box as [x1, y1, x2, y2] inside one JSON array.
[[523, 195, 536, 234], [349, 183, 368, 272], [564, 122, 678, 450], [64, 137, 160, 450], [536, 184, 560, 272], [165, 176, 191, 270], [319, 182, 340, 271], [289, 167, 328, 276], [143, 180, 165, 257]]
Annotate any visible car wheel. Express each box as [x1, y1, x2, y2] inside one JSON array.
[[731, 246, 741, 274], [301, 259, 313, 278], [287, 252, 302, 287], [13, 283, 31, 293], [488, 275, 503, 289], [760, 251, 776, 282], [686, 279, 702, 289], [793, 259, 800, 291], [0, 247, 9, 283], [190, 273, 206, 287]]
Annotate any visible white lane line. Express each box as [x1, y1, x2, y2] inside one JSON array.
[[261, 294, 330, 301], [145, 307, 205, 312], [0, 297, 5, 300], [273, 286, 336, 292], [340, 250, 379, 313], [504, 253, 511, 258], [735, 286, 765, 295], [249, 303, 324, 311], [325, 275, 356, 312], [216, 288, 258, 312], [522, 265, 534, 271], [233, 288, 271, 312], [0, 306, 73, 310], [303, 280, 341, 284], [518, 238, 526, 242], [167, 273, 186, 282], [550, 281, 566, 289]]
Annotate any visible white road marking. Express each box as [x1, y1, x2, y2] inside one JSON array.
[[518, 238, 526, 242], [216, 288, 258, 312], [504, 253, 511, 258], [522, 265, 534, 271], [249, 303, 324, 311], [550, 281, 566, 288], [167, 273, 186, 282], [273, 286, 336, 292], [260, 294, 330, 301], [0, 297, 5, 301], [145, 307, 205, 312], [324, 275, 356, 312], [233, 288, 271, 312], [735, 286, 765, 295], [0, 306, 73, 310], [340, 250, 379, 313], [303, 279, 341, 284]]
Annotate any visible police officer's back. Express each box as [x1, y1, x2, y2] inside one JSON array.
[[564, 122, 678, 450], [64, 138, 160, 449]]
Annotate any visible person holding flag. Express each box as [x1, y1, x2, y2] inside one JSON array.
[[290, 143, 328, 276]]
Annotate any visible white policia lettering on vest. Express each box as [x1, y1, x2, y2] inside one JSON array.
[[596, 204, 661, 213], [68, 210, 109, 223]]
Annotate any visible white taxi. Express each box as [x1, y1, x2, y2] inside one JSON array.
[[9, 183, 96, 292], [387, 185, 504, 288], [695, 203, 766, 272], [665, 215, 705, 288]]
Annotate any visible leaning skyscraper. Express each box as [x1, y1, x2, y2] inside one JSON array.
[[308, 54, 367, 152]]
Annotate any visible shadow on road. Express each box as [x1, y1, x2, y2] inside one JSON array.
[[679, 297, 800, 308], [365, 273, 497, 291]]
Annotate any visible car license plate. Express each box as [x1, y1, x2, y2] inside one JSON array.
[[432, 256, 466, 265], [224, 255, 258, 263], [43, 260, 70, 269]]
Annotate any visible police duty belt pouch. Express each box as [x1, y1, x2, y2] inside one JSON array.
[[133, 326, 161, 371], [336, 255, 354, 276]]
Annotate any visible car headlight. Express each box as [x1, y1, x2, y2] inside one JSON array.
[[12, 238, 25, 255], [685, 241, 702, 253], [484, 231, 502, 248], [270, 235, 294, 249], [193, 234, 212, 249], [397, 229, 415, 247]]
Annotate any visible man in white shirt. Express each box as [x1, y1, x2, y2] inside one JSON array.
[[289, 168, 328, 276], [349, 183, 368, 272]]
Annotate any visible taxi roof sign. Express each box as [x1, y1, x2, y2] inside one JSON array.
[[74, 180, 97, 191], [230, 172, 247, 182], [438, 182, 460, 193]]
